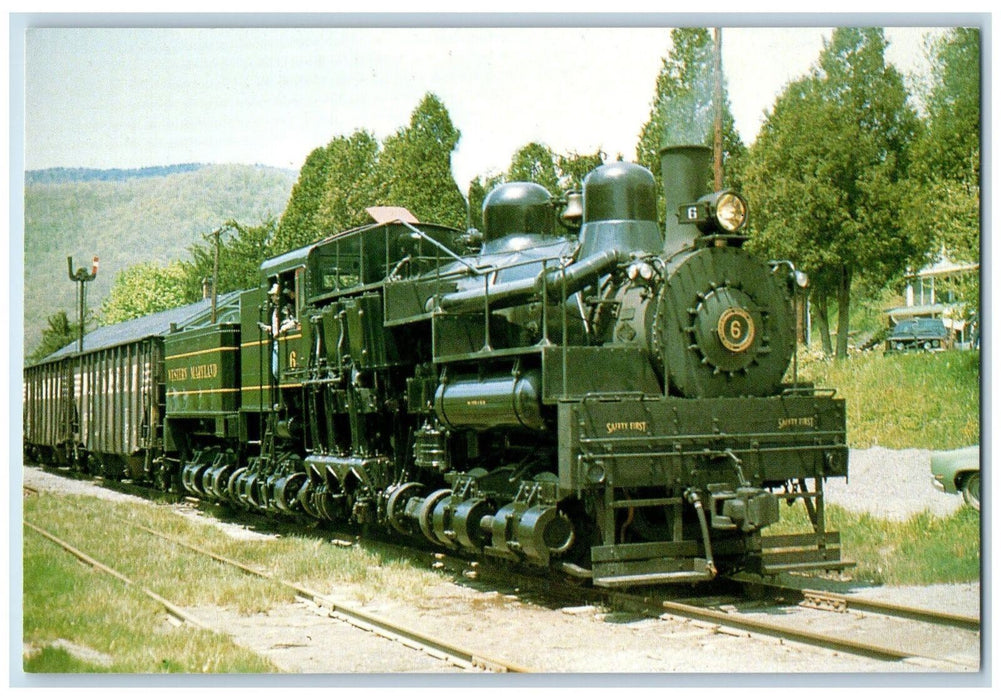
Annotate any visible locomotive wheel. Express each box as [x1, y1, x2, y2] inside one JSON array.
[[226, 467, 247, 504], [275, 473, 307, 513], [315, 489, 344, 522], [296, 481, 321, 520], [452, 498, 493, 550], [418, 489, 453, 546], [209, 465, 236, 501], [386, 482, 424, 535]]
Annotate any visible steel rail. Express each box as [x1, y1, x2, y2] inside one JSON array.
[[119, 518, 533, 673], [26, 467, 976, 669], [459, 555, 978, 669], [653, 596, 924, 663], [24, 476, 531, 672], [796, 586, 979, 631], [835, 592, 980, 630], [23, 520, 214, 632], [724, 576, 980, 631], [601, 588, 975, 668], [465, 558, 975, 668]]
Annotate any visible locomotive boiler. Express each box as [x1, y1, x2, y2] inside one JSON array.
[[24, 144, 850, 588]]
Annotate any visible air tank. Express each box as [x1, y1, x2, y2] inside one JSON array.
[[434, 370, 544, 431]]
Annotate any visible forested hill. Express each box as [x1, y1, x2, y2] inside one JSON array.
[[25, 163, 208, 185], [23, 163, 297, 354]]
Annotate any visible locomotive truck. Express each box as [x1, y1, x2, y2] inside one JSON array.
[[24, 145, 850, 587]]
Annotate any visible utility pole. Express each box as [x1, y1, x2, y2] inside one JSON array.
[[68, 256, 99, 352], [209, 222, 235, 323], [211, 227, 222, 323], [713, 27, 724, 191]]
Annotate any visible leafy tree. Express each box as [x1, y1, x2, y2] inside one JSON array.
[[507, 142, 562, 195], [99, 261, 193, 325], [378, 93, 467, 229], [182, 216, 278, 298], [274, 131, 388, 253], [743, 28, 922, 358], [276, 95, 467, 245], [636, 28, 747, 224], [915, 28, 980, 187], [28, 310, 83, 362], [556, 150, 606, 192], [316, 131, 388, 234], [908, 28, 981, 313], [274, 146, 334, 252]]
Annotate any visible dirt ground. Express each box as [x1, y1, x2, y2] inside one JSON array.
[[21, 460, 982, 677]]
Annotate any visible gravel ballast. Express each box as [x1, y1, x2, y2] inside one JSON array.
[[825, 446, 966, 521], [21, 448, 982, 673]]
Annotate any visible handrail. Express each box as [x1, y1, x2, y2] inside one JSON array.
[[398, 220, 479, 274], [434, 248, 626, 314]]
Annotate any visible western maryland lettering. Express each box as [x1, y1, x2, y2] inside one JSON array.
[[167, 362, 219, 382]]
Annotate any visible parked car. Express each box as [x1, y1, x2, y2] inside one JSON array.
[[885, 318, 950, 353], [931, 445, 980, 511]]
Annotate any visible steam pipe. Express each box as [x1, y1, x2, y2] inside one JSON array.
[[430, 248, 628, 314]]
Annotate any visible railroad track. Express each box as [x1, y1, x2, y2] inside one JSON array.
[[742, 579, 980, 631], [613, 589, 978, 668], [24, 466, 980, 671], [460, 557, 980, 669], [23, 515, 532, 673]]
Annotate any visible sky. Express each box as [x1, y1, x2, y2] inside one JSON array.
[[21, 23, 949, 191]]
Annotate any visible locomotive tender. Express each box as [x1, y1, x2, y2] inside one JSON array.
[[24, 145, 850, 587]]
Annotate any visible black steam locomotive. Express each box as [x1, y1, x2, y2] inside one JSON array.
[[24, 145, 849, 587]]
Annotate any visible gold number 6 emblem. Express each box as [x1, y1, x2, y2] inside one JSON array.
[[717, 308, 755, 353]]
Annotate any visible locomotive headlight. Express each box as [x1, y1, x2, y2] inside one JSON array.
[[679, 189, 749, 234], [713, 192, 748, 232]]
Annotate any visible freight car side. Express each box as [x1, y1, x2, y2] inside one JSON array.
[[23, 295, 242, 481], [24, 358, 78, 466]]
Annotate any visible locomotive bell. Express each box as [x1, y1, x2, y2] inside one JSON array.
[[559, 191, 583, 230]]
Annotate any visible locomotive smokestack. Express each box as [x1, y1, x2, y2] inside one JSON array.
[[660, 144, 712, 257]]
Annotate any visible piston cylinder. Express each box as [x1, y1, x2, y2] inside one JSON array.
[[484, 501, 574, 566]]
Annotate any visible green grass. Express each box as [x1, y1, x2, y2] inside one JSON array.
[[772, 502, 981, 585], [23, 646, 112, 674], [22, 491, 445, 673], [795, 349, 980, 449], [23, 524, 278, 673]]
